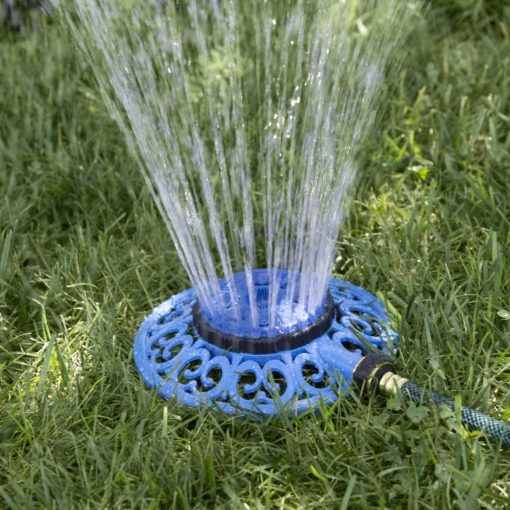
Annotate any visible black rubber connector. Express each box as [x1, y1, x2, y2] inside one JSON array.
[[192, 293, 335, 355], [352, 352, 396, 394]]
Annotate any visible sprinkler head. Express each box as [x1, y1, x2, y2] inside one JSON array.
[[192, 270, 335, 355], [133, 270, 398, 416]]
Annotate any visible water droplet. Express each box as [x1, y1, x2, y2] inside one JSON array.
[[356, 19, 368, 36]]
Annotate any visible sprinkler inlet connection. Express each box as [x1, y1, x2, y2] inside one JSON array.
[[134, 269, 398, 416], [352, 353, 510, 449]]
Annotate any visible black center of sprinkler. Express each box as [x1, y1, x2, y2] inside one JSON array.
[[192, 291, 335, 355]]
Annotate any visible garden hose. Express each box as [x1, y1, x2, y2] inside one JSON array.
[[353, 353, 510, 449]]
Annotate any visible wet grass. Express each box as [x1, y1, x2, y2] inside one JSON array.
[[1, 3, 510, 508]]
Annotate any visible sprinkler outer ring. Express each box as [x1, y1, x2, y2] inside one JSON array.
[[192, 292, 335, 355]]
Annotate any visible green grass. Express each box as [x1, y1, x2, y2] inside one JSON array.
[[1, 2, 510, 508]]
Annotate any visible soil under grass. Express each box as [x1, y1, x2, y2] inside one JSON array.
[[1, 3, 510, 508]]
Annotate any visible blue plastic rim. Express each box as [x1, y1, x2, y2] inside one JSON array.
[[133, 273, 399, 416]]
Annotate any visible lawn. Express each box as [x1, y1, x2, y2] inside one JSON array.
[[1, 1, 510, 508]]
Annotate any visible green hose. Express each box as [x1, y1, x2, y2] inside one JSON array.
[[353, 353, 510, 449], [400, 381, 510, 448]]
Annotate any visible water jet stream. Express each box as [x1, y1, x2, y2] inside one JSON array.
[[57, 0, 414, 330]]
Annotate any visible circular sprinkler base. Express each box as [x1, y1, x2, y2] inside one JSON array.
[[133, 277, 398, 416]]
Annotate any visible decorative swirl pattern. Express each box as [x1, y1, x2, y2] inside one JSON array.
[[133, 278, 399, 416]]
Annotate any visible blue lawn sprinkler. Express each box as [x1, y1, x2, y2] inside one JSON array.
[[134, 269, 510, 448]]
